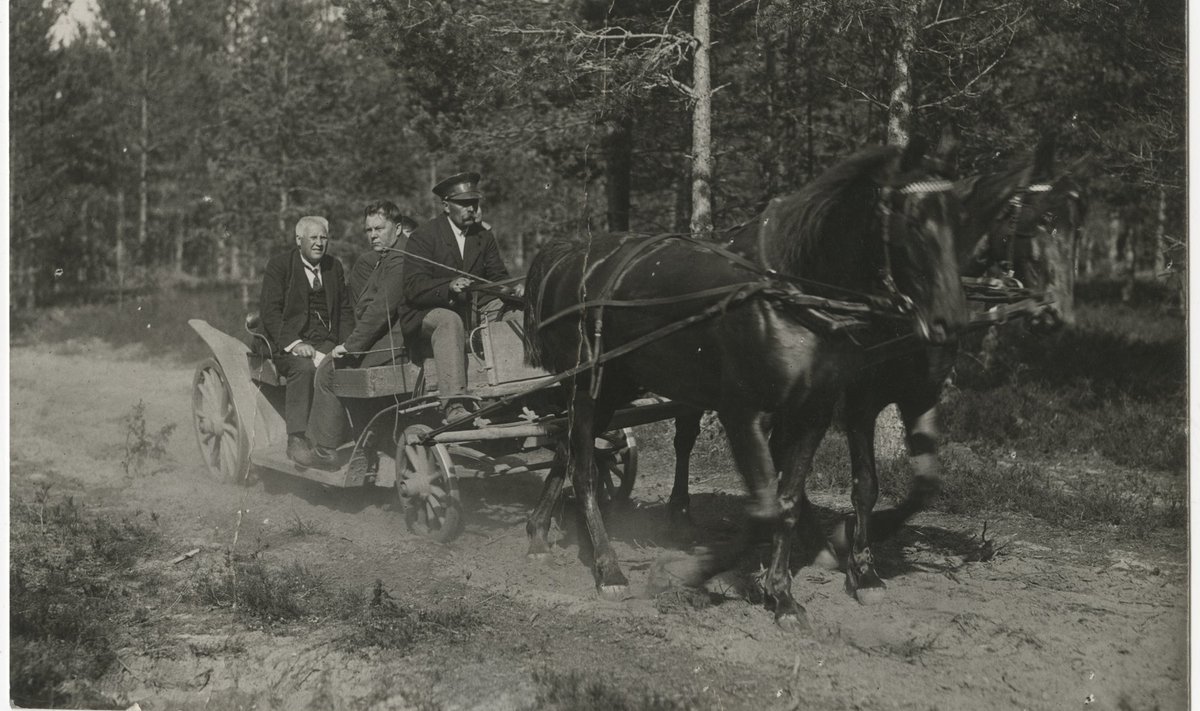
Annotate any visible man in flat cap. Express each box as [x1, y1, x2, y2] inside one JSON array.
[[399, 171, 512, 423]]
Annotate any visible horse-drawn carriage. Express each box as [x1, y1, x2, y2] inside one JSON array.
[[189, 133, 1080, 631], [189, 289, 689, 543]]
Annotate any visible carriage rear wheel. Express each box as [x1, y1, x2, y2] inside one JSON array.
[[397, 424, 463, 543], [596, 428, 638, 504], [191, 358, 250, 484]]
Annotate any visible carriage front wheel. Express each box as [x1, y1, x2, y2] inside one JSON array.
[[397, 424, 463, 543], [596, 428, 638, 504], [191, 358, 250, 484]]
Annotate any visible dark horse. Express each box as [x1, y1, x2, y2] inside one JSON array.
[[828, 138, 1089, 603], [662, 137, 1087, 605], [523, 138, 967, 630]]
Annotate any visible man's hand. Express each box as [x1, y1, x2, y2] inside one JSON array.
[[330, 344, 348, 359], [510, 282, 526, 298], [292, 342, 316, 358], [449, 277, 472, 294]]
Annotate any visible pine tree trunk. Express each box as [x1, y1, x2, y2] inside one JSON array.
[[762, 36, 779, 196], [1107, 212, 1122, 275], [689, 0, 713, 235], [138, 60, 149, 266], [674, 156, 691, 234], [1153, 186, 1167, 275], [174, 214, 185, 276], [886, 3, 920, 145], [1121, 226, 1136, 303], [604, 117, 633, 232], [80, 197, 91, 284], [116, 189, 127, 299]]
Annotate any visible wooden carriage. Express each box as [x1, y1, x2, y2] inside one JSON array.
[[189, 311, 686, 543]]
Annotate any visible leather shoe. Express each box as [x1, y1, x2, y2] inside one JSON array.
[[286, 434, 312, 463], [308, 445, 340, 471], [287, 435, 340, 471]]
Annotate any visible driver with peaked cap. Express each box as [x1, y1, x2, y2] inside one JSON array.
[[399, 171, 512, 423]]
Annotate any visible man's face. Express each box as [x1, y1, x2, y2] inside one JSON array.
[[295, 222, 328, 262], [364, 213, 401, 253], [443, 198, 481, 230]]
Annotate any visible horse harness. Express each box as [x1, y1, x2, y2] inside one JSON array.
[[532, 179, 964, 396], [961, 181, 1061, 329]]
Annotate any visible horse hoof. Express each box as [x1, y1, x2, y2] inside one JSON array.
[[854, 585, 887, 606], [526, 551, 551, 562], [597, 583, 628, 601], [776, 611, 813, 635]]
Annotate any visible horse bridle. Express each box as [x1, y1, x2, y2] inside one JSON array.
[[994, 182, 1054, 279], [877, 178, 957, 315]]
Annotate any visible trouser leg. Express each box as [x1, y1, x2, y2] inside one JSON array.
[[307, 356, 348, 449], [275, 355, 316, 435], [421, 308, 467, 398]]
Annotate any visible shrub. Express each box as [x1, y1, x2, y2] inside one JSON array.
[[122, 400, 177, 477], [339, 580, 480, 653], [10, 492, 158, 709], [191, 556, 331, 624]]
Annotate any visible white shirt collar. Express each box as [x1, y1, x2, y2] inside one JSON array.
[[447, 217, 466, 257]]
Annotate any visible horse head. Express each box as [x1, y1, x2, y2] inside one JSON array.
[[962, 135, 1085, 330], [1014, 174, 1087, 330], [876, 128, 968, 345]]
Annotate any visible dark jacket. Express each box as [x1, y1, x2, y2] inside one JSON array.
[[348, 250, 381, 302], [344, 249, 407, 368], [399, 215, 510, 353], [259, 249, 354, 355]]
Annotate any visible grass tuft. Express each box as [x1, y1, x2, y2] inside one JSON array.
[[339, 580, 481, 652], [191, 557, 332, 624], [10, 491, 159, 709]]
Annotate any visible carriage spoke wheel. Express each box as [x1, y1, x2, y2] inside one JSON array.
[[397, 424, 463, 543], [596, 428, 638, 505], [191, 358, 250, 484]]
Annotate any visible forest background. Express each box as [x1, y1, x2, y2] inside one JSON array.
[[8, 0, 1186, 309]]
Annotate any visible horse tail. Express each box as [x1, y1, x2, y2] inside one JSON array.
[[523, 239, 578, 368]]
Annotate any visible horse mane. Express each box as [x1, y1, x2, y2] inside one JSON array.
[[755, 145, 900, 286]]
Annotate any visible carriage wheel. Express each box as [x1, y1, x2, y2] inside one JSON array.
[[397, 424, 463, 543], [596, 428, 638, 504], [192, 358, 250, 484]]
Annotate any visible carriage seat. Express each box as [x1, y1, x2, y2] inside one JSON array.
[[244, 312, 284, 386]]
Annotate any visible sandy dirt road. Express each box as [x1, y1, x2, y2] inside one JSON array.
[[8, 343, 1188, 710]]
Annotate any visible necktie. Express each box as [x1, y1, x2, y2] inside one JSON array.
[[311, 267, 322, 289]]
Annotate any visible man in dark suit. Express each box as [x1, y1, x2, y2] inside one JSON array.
[[400, 172, 512, 422], [304, 202, 417, 453], [332, 201, 417, 367], [259, 215, 355, 468]]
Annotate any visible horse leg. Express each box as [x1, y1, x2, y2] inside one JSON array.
[[839, 389, 887, 604], [846, 397, 943, 546], [566, 387, 628, 598], [658, 409, 775, 590], [897, 401, 944, 515], [526, 442, 568, 559], [765, 401, 833, 632], [668, 408, 702, 537], [719, 409, 780, 521]]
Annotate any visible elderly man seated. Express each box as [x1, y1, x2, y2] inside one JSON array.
[[258, 215, 354, 469]]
